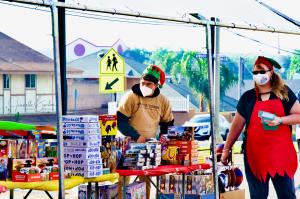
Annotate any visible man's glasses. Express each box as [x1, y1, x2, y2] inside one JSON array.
[[252, 70, 271, 75]]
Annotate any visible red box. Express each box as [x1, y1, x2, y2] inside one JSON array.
[[49, 172, 59, 180], [168, 141, 198, 149], [12, 172, 41, 182]]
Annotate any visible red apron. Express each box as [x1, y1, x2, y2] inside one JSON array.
[[246, 97, 298, 182]]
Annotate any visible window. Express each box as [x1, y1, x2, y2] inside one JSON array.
[[25, 74, 36, 88], [3, 74, 10, 89]]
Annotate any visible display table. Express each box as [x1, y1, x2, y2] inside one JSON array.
[[0, 173, 119, 199], [117, 164, 211, 199]]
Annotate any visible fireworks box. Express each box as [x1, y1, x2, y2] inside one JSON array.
[[62, 128, 100, 135], [126, 181, 146, 199], [167, 126, 195, 141], [62, 115, 99, 123], [0, 158, 8, 181], [64, 147, 100, 154], [72, 170, 103, 178], [78, 184, 96, 199], [64, 152, 101, 160], [64, 158, 102, 165], [63, 134, 101, 141], [12, 158, 41, 182], [99, 115, 117, 136], [99, 183, 119, 199], [63, 140, 101, 148], [65, 164, 103, 172], [0, 140, 17, 158], [62, 122, 100, 129]]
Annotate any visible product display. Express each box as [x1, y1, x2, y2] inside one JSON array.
[[126, 181, 146, 199], [63, 115, 103, 178]]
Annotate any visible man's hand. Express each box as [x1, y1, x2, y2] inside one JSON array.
[[266, 116, 282, 126], [136, 136, 146, 143]]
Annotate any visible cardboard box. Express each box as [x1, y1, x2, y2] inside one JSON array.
[[62, 115, 99, 123], [99, 183, 119, 199], [99, 115, 117, 136], [126, 181, 146, 199], [63, 140, 101, 148], [12, 172, 41, 182], [63, 151, 101, 159], [72, 170, 103, 178], [63, 134, 101, 141], [220, 189, 245, 199], [62, 122, 100, 129], [0, 158, 8, 180], [62, 128, 100, 135], [64, 158, 102, 165], [65, 164, 103, 172]]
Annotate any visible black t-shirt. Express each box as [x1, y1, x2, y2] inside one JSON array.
[[237, 86, 297, 129]]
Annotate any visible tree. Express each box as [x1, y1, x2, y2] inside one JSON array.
[[288, 51, 300, 79], [181, 52, 237, 111], [123, 48, 151, 64]]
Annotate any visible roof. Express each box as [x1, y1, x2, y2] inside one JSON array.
[[0, 32, 82, 74]]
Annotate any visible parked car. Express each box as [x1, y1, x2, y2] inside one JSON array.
[[184, 114, 231, 141]]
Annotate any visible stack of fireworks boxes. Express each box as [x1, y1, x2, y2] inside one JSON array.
[[159, 171, 214, 199], [163, 126, 199, 166], [123, 141, 161, 170], [62, 115, 103, 178]]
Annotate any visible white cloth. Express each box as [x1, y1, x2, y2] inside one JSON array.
[[296, 124, 300, 140]]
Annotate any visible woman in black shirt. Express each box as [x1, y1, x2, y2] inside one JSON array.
[[221, 56, 300, 199]]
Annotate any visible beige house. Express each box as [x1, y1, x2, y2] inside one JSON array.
[[0, 32, 82, 115]]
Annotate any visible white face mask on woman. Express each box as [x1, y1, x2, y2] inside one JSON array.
[[140, 85, 153, 97], [253, 73, 270, 86]]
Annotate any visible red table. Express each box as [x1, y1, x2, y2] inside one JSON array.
[[116, 164, 211, 199]]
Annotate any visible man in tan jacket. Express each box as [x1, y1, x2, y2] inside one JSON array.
[[117, 65, 174, 198]]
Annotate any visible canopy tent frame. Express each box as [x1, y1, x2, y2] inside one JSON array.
[[1, 0, 300, 198]]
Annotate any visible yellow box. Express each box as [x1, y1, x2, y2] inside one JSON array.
[[99, 115, 117, 136]]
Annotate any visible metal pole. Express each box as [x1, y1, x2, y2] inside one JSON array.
[[206, 21, 219, 199], [2, 0, 300, 35], [213, 17, 221, 197], [58, 0, 68, 115], [50, 1, 65, 198]]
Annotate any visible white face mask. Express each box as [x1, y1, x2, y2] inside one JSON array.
[[140, 85, 153, 97], [253, 73, 270, 85]]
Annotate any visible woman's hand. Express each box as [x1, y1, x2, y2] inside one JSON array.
[[220, 149, 231, 165], [266, 116, 282, 126]]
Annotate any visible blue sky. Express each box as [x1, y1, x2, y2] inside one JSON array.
[[0, 0, 299, 55]]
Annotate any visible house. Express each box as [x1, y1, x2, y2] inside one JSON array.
[[66, 38, 128, 62], [0, 32, 82, 115]]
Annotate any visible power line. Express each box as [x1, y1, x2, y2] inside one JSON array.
[[1, 0, 300, 35], [0, 1, 199, 28], [225, 29, 300, 56]]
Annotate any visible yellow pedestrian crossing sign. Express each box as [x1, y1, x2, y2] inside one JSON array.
[[99, 48, 125, 74], [99, 75, 125, 93], [99, 48, 125, 93]]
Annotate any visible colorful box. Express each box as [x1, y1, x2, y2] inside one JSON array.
[[63, 128, 100, 135], [0, 158, 8, 181], [62, 123, 100, 129], [126, 181, 146, 199], [63, 140, 101, 148], [63, 134, 101, 141], [64, 164, 103, 172], [71, 170, 103, 178], [64, 158, 102, 165], [99, 183, 119, 199], [62, 115, 99, 123], [64, 152, 101, 160], [99, 115, 117, 136]]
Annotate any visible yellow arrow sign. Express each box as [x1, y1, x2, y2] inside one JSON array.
[[99, 75, 125, 93], [99, 48, 125, 74]]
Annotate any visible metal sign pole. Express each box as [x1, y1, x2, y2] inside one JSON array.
[[206, 22, 219, 199], [50, 1, 65, 198]]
